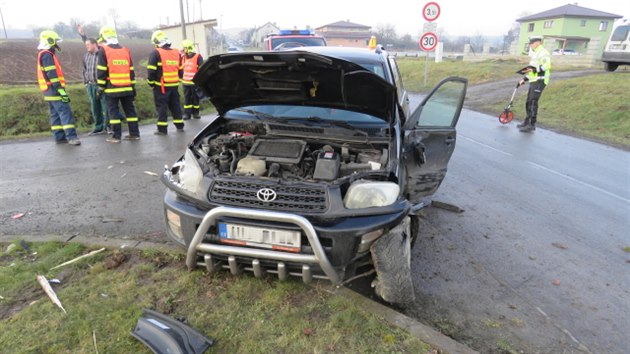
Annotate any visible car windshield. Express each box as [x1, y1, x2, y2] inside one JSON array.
[[610, 26, 630, 41], [226, 105, 386, 124]]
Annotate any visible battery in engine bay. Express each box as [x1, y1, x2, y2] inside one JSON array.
[[313, 151, 340, 181]]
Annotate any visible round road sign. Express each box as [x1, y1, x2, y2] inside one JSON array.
[[422, 2, 441, 22], [419, 32, 438, 51]]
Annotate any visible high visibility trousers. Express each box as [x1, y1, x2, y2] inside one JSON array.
[[48, 100, 78, 142], [183, 84, 200, 118], [154, 87, 184, 133], [106, 94, 140, 139]]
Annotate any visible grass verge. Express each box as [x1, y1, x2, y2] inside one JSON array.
[[0, 241, 431, 353], [470, 73, 630, 148]]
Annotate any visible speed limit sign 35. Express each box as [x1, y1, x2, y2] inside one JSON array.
[[419, 32, 438, 51], [422, 2, 441, 22]]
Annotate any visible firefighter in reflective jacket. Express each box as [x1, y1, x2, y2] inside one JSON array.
[[181, 39, 203, 120], [37, 30, 81, 145], [147, 30, 184, 135], [96, 26, 141, 143]]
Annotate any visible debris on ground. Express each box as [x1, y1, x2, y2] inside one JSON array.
[[11, 213, 25, 219], [0, 295, 4, 300], [49, 278, 61, 284], [552, 279, 561, 286], [51, 248, 106, 270], [19, 240, 32, 253], [93, 330, 99, 354], [103, 250, 127, 269], [36, 275, 66, 314], [5, 244, 16, 253], [107, 165, 114, 169], [431, 200, 465, 213], [101, 217, 124, 223], [143, 171, 159, 177], [120, 173, 127, 178], [552, 242, 569, 250], [303, 328, 314, 336]]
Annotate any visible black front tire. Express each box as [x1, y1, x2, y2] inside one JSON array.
[[604, 62, 618, 72], [370, 217, 415, 305]]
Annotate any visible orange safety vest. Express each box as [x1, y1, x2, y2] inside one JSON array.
[[156, 48, 181, 90], [182, 53, 200, 85], [102, 45, 132, 88], [37, 50, 65, 92]]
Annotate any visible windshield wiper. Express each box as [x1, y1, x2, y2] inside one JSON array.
[[304, 116, 369, 138], [232, 108, 277, 121]]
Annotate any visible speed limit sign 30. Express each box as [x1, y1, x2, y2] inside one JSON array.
[[419, 32, 438, 51]]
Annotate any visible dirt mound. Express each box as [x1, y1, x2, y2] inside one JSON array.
[[0, 39, 155, 85]]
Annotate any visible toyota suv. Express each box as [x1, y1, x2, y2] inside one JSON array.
[[161, 46, 467, 304]]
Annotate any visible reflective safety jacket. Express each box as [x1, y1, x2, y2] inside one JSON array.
[[37, 50, 66, 101], [526, 45, 551, 85], [181, 53, 203, 85], [147, 47, 182, 92], [97, 44, 136, 97]]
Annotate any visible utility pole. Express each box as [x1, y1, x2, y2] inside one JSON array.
[[179, 0, 187, 40], [199, 0, 203, 20], [0, 4, 9, 39]]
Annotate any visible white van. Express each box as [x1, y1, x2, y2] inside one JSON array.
[[602, 21, 630, 72]]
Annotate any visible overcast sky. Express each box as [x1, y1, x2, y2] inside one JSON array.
[[2, 0, 628, 37]]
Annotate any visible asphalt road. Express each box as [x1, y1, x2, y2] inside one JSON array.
[[406, 96, 630, 353], [1, 100, 628, 353]]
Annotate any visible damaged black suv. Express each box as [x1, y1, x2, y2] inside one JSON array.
[[161, 46, 467, 304]]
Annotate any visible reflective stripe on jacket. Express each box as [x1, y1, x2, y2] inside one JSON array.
[[527, 45, 551, 85], [182, 53, 200, 85], [156, 48, 181, 88], [37, 50, 65, 92]]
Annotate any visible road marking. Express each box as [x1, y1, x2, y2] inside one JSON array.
[[460, 135, 514, 157], [528, 161, 630, 204]]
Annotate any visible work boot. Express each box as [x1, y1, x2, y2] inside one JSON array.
[[519, 124, 534, 133], [517, 119, 530, 128], [154, 131, 167, 136], [55, 139, 68, 144], [106, 137, 121, 143], [68, 139, 82, 146], [123, 135, 141, 141]]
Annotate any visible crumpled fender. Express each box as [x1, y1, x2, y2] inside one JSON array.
[[131, 308, 213, 354]]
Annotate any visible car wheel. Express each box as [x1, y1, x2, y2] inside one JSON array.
[[370, 217, 415, 305], [604, 62, 618, 72]]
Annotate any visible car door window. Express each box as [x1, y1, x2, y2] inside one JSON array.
[[416, 80, 466, 128]]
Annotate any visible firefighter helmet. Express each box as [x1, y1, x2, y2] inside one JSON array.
[[39, 30, 63, 48], [182, 39, 194, 53], [98, 26, 118, 42], [151, 30, 169, 45]]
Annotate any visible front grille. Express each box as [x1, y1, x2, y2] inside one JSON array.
[[209, 179, 328, 213]]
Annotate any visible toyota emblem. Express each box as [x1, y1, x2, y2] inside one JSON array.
[[256, 188, 277, 202]]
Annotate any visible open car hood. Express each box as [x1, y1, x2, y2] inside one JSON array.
[[194, 51, 396, 122]]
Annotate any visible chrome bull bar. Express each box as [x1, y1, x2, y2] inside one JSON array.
[[186, 206, 340, 284]]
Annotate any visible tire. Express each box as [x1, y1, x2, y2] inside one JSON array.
[[604, 62, 618, 72], [370, 217, 416, 305]]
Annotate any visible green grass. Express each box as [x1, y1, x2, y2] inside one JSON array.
[[0, 241, 431, 353], [0, 84, 215, 138], [398, 57, 530, 92], [471, 74, 630, 148]]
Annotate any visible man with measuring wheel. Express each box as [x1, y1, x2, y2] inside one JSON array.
[[517, 36, 551, 132]]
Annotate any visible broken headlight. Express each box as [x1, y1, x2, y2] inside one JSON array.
[[343, 181, 400, 209]]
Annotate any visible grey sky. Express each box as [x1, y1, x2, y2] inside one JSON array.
[[2, 0, 628, 37]]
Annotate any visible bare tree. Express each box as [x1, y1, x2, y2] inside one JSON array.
[[373, 23, 397, 46]]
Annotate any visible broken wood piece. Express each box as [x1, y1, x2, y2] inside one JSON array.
[[143, 171, 159, 177], [101, 218, 124, 223], [50, 248, 106, 270], [93, 330, 99, 354], [36, 275, 66, 314]]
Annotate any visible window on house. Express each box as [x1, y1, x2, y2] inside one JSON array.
[[544, 21, 553, 29], [599, 21, 608, 31], [580, 20, 587, 27], [523, 43, 530, 52], [528, 23, 535, 32]]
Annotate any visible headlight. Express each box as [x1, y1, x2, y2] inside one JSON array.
[[173, 148, 203, 193], [343, 181, 400, 209]]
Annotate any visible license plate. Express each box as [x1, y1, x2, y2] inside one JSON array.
[[218, 223, 301, 252]]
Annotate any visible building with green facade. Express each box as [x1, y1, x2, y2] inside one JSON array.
[[516, 4, 622, 56]]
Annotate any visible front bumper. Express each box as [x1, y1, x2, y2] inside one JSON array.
[[163, 189, 409, 283]]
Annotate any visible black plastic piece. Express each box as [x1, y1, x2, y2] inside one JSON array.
[[131, 308, 213, 354]]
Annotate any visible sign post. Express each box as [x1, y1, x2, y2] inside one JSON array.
[[420, 2, 440, 87]]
